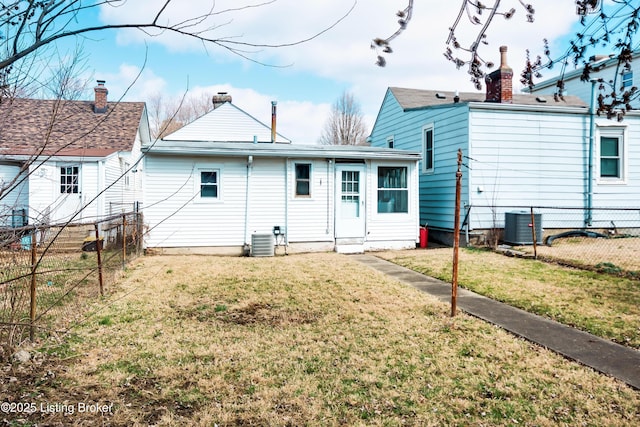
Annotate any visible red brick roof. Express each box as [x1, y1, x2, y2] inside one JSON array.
[[0, 98, 146, 157]]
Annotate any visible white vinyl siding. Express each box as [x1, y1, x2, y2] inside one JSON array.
[[367, 160, 419, 246]]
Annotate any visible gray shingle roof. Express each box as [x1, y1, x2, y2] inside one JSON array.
[[0, 98, 146, 157], [389, 87, 589, 110]]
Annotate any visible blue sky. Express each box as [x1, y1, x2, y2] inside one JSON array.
[[51, 1, 619, 143]]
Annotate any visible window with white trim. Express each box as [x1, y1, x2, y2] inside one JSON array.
[[422, 124, 434, 173], [295, 163, 311, 197], [387, 136, 394, 148], [598, 128, 625, 182], [122, 161, 131, 188], [60, 166, 79, 194], [199, 170, 219, 199], [377, 166, 408, 213]]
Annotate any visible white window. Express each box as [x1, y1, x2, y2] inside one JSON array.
[[377, 166, 408, 213], [422, 124, 434, 173], [195, 167, 221, 202], [294, 163, 311, 197], [598, 127, 626, 183], [387, 136, 394, 149], [123, 161, 131, 188], [60, 166, 79, 194]]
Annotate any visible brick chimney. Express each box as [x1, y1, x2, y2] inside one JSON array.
[[212, 92, 232, 109], [94, 80, 108, 113], [485, 46, 513, 103]]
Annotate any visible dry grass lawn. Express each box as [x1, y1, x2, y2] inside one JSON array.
[[378, 248, 640, 349], [4, 253, 639, 426]]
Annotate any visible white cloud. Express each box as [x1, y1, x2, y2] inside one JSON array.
[[97, 2, 589, 142], [97, 64, 167, 103]]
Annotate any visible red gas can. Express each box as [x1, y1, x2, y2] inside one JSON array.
[[419, 226, 428, 249]]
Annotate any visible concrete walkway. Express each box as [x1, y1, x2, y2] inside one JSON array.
[[352, 254, 640, 390]]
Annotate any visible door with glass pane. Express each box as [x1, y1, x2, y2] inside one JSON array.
[[54, 164, 82, 222], [335, 165, 365, 239]]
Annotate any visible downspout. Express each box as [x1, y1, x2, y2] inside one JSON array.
[[326, 159, 332, 235], [244, 155, 253, 254], [284, 159, 289, 248], [586, 80, 596, 227]]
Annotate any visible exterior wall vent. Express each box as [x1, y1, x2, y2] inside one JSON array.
[[251, 233, 275, 257], [504, 211, 542, 245]]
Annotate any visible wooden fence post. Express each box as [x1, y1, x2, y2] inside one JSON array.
[[29, 231, 37, 341], [95, 224, 104, 296]]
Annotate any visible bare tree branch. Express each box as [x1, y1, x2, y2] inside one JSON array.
[[374, 1, 640, 119], [0, 1, 357, 73]]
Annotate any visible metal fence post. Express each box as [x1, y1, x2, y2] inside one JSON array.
[[29, 231, 37, 341], [95, 224, 104, 296], [451, 149, 462, 317], [530, 207, 538, 259]]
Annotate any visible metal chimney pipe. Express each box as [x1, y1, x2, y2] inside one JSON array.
[[271, 101, 277, 143]]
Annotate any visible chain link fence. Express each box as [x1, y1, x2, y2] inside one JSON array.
[[467, 205, 640, 277], [0, 212, 143, 357]]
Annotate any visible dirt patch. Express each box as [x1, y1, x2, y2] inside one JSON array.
[[217, 302, 321, 326]]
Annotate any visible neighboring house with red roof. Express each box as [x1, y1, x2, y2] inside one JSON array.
[[0, 81, 150, 227]]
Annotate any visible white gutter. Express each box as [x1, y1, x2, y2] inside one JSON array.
[[468, 102, 589, 115]]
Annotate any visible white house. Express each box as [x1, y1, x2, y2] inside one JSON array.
[[0, 81, 150, 228], [369, 46, 640, 245], [142, 97, 421, 255]]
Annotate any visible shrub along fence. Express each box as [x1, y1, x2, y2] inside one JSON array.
[[466, 205, 640, 277], [0, 212, 143, 355]]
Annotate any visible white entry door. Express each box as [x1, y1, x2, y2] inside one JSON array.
[[53, 164, 82, 222], [335, 165, 365, 239]]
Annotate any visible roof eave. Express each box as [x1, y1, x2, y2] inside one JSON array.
[[142, 142, 421, 161]]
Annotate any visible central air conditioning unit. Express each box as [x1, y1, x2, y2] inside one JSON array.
[[251, 233, 275, 257], [504, 211, 542, 245]]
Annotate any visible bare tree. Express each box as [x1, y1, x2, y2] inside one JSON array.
[[148, 91, 215, 139], [319, 91, 369, 146], [373, 1, 640, 119]]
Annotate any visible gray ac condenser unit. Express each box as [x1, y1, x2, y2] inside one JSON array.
[[251, 233, 275, 257], [503, 211, 542, 245]]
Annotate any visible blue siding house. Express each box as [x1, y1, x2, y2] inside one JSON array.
[[369, 46, 640, 245]]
